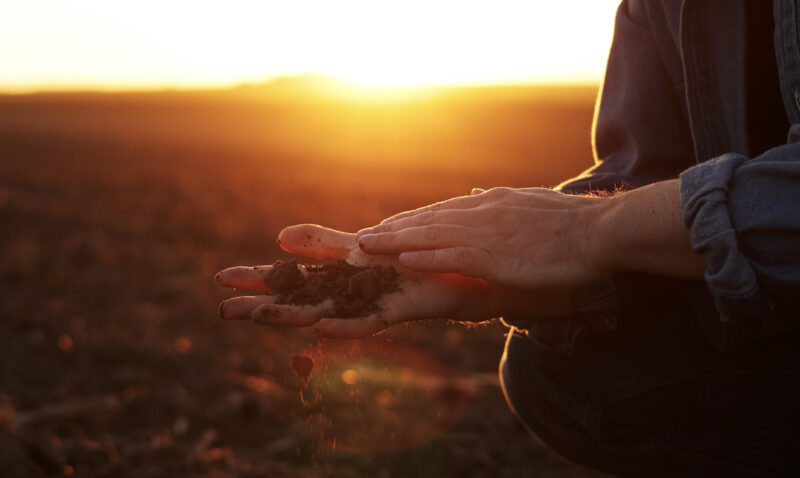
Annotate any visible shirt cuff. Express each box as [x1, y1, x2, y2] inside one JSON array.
[[679, 154, 775, 346]]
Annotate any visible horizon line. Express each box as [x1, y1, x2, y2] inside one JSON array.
[[0, 75, 601, 96]]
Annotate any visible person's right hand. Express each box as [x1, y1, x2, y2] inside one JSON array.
[[216, 224, 573, 338]]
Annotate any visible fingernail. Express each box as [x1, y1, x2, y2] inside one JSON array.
[[399, 251, 418, 263], [214, 272, 223, 284], [358, 234, 377, 249], [217, 301, 227, 319], [356, 227, 374, 238]]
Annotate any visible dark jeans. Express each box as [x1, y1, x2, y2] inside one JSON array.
[[499, 275, 800, 477]]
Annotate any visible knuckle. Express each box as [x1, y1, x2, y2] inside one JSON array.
[[484, 187, 509, 201], [488, 187, 511, 197], [452, 247, 492, 277], [386, 214, 406, 224], [380, 231, 398, 246], [416, 210, 435, 225], [373, 223, 393, 234], [497, 187, 515, 198], [453, 247, 471, 264], [423, 224, 442, 240]]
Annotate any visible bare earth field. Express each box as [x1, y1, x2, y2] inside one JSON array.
[[0, 81, 611, 477]]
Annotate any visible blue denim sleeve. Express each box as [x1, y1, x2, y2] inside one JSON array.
[[680, 133, 800, 347]]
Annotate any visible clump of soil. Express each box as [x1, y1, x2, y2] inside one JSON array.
[[264, 259, 400, 318], [291, 354, 314, 381]]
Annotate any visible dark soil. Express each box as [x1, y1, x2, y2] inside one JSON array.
[[0, 89, 608, 477], [265, 260, 400, 318]]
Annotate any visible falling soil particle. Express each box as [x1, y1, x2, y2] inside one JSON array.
[[264, 260, 400, 318], [291, 355, 314, 381]]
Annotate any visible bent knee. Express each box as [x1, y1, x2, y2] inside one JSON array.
[[499, 330, 645, 474], [499, 331, 590, 444]]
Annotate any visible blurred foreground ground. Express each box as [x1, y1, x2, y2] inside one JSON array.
[[0, 81, 610, 477]]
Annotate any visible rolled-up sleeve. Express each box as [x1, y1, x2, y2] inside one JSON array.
[[534, 0, 800, 350], [680, 133, 800, 347]]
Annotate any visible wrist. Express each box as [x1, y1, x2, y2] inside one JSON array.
[[584, 180, 704, 278], [584, 194, 622, 276]]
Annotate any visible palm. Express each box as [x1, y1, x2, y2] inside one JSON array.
[[216, 224, 492, 338]]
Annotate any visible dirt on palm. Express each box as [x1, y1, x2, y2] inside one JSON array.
[[265, 260, 400, 318]]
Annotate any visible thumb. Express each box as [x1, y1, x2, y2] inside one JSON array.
[[277, 224, 355, 259]]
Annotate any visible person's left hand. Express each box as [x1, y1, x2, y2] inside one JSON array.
[[356, 187, 607, 290], [216, 224, 574, 338]]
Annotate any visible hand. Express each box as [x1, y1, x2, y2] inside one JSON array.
[[355, 187, 606, 291], [216, 224, 574, 339]]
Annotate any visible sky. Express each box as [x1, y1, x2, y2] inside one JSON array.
[[0, 0, 621, 93]]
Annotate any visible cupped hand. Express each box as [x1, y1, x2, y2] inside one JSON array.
[[216, 225, 570, 339], [355, 187, 607, 291]]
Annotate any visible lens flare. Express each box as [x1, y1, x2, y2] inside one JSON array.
[[287, 339, 478, 455]]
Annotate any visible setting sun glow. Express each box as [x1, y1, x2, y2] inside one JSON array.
[[0, 0, 621, 93]]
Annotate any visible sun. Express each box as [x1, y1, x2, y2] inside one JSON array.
[[0, 0, 620, 92]]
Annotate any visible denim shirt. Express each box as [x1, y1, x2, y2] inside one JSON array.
[[556, 0, 800, 350]]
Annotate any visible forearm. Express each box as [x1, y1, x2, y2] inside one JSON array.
[[590, 179, 706, 279]]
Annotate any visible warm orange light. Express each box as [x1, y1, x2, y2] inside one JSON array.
[[0, 0, 620, 93], [174, 336, 192, 354], [57, 334, 74, 352], [340, 369, 359, 385]]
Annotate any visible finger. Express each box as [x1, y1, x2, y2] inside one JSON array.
[[312, 315, 390, 339], [278, 224, 355, 259], [216, 265, 272, 291], [516, 187, 548, 193], [219, 295, 277, 320], [358, 224, 481, 255], [378, 194, 485, 225], [471, 187, 486, 195], [251, 299, 334, 326], [357, 209, 483, 239], [398, 247, 493, 278]]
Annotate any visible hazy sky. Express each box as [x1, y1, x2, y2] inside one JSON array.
[[0, 0, 621, 92]]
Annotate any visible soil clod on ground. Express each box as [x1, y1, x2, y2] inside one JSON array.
[[264, 260, 400, 318], [291, 355, 314, 381]]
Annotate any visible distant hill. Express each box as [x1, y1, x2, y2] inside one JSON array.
[[0, 74, 598, 107], [0, 76, 599, 188]]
